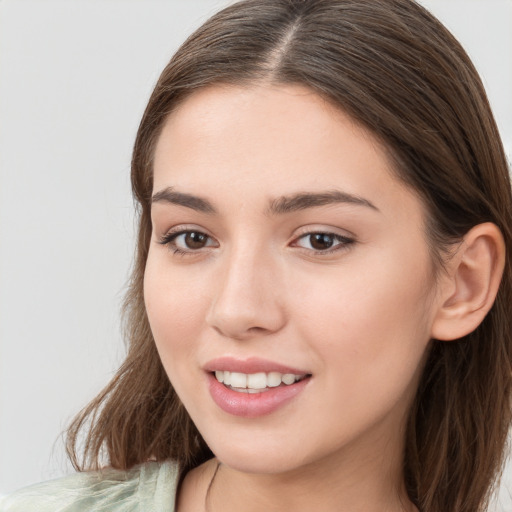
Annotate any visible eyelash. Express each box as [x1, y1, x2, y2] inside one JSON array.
[[292, 232, 355, 254], [158, 230, 217, 256], [158, 229, 355, 257]]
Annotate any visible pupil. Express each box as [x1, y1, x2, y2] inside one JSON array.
[[311, 233, 334, 250], [185, 232, 207, 249]]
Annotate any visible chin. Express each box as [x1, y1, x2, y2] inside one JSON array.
[[215, 448, 307, 475], [199, 428, 323, 476]]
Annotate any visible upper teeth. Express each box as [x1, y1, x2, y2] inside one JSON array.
[[215, 370, 304, 390]]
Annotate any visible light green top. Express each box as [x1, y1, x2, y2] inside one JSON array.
[[0, 460, 179, 512]]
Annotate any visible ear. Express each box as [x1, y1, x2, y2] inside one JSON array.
[[430, 222, 506, 341]]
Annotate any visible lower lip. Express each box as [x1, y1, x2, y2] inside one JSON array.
[[207, 373, 310, 418]]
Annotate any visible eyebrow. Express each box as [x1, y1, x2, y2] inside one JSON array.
[[151, 187, 216, 213], [151, 187, 379, 215], [266, 190, 379, 215]]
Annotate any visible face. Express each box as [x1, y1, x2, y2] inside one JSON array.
[[144, 84, 439, 476]]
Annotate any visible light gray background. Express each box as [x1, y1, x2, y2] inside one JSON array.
[[1, 0, 511, 508]]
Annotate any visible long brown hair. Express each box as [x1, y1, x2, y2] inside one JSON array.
[[66, 1, 512, 510]]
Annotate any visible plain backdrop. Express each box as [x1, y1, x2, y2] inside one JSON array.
[[1, 0, 511, 508]]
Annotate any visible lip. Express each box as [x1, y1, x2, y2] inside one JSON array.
[[204, 357, 311, 418], [203, 356, 309, 375], [207, 374, 310, 417]]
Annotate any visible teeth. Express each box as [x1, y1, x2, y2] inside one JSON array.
[[281, 373, 296, 385], [247, 372, 266, 389], [214, 370, 306, 391], [267, 372, 282, 387], [229, 372, 247, 388]]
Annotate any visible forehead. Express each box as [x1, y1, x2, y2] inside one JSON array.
[[152, 83, 422, 222]]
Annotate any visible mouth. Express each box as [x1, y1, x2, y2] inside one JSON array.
[[204, 358, 312, 417], [213, 370, 310, 394]]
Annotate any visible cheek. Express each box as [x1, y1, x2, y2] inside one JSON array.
[[143, 254, 208, 373], [290, 245, 434, 394], [294, 252, 431, 329]]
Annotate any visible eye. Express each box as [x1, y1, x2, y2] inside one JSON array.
[[293, 232, 354, 253], [158, 229, 217, 254]]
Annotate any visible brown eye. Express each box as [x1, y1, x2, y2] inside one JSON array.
[[309, 233, 335, 250], [159, 229, 217, 254], [184, 232, 209, 249], [293, 231, 354, 254]]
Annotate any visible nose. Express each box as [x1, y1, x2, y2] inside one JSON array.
[[205, 244, 287, 340]]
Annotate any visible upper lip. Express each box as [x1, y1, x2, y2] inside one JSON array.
[[203, 356, 310, 375]]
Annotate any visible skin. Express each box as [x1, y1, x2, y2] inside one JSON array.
[[143, 83, 447, 512]]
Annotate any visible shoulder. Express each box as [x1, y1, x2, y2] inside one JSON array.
[[0, 460, 179, 512]]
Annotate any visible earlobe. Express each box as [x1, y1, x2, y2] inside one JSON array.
[[430, 222, 505, 341]]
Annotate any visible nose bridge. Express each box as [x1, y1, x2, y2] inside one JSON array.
[[206, 235, 286, 339]]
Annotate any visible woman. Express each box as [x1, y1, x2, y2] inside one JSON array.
[[2, 0, 511, 511]]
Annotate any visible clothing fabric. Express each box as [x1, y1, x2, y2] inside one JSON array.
[[0, 460, 179, 512]]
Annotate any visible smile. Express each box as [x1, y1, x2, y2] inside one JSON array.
[[214, 371, 308, 393]]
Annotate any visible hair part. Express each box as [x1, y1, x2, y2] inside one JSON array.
[[66, 2, 512, 511]]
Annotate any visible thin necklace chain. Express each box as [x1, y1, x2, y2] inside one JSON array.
[[204, 460, 221, 512], [202, 462, 416, 512]]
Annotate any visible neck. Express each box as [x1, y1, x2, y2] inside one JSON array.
[[206, 430, 416, 512]]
